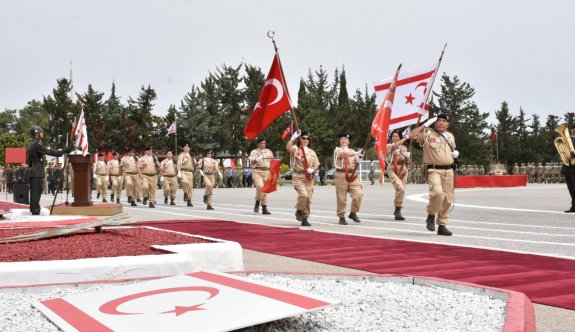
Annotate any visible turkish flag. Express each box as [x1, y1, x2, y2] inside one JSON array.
[[490, 128, 498, 144], [244, 54, 293, 140], [373, 65, 401, 173], [261, 159, 281, 193]]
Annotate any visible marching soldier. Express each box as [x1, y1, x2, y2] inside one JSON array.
[[536, 162, 544, 183], [177, 144, 197, 207], [249, 137, 274, 215], [512, 163, 519, 175], [410, 114, 458, 236], [387, 130, 410, 221], [333, 133, 363, 225], [286, 130, 320, 227], [120, 147, 139, 206], [137, 146, 160, 208], [198, 150, 221, 210], [93, 153, 109, 202], [161, 151, 178, 205], [368, 162, 375, 185], [108, 152, 122, 203], [527, 163, 536, 183], [519, 163, 527, 177]]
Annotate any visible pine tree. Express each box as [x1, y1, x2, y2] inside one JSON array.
[[126, 85, 157, 151], [77, 84, 105, 151], [42, 78, 78, 148]]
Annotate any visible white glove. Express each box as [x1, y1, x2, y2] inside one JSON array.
[[405, 133, 410, 139], [451, 150, 460, 158], [423, 117, 437, 127], [255, 155, 263, 162], [291, 131, 301, 141], [93, 174, 97, 179], [200, 170, 205, 176], [355, 156, 362, 163], [354, 150, 364, 158], [307, 168, 315, 174], [160, 176, 164, 182], [218, 172, 223, 179], [403, 151, 411, 158], [118, 176, 122, 182], [177, 171, 182, 178]]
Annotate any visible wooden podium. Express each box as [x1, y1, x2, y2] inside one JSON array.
[[69, 154, 93, 207]]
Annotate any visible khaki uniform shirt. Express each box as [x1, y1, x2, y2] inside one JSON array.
[[333, 147, 357, 170], [120, 156, 138, 174], [290, 146, 320, 172], [94, 161, 108, 175], [178, 153, 196, 171], [161, 158, 177, 176], [415, 128, 456, 166], [107, 159, 121, 176], [199, 157, 220, 175], [249, 148, 274, 169], [138, 155, 158, 175]]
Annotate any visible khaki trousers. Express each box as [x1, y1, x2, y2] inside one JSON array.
[[292, 173, 314, 218], [141, 174, 157, 204], [163, 175, 178, 199], [110, 175, 122, 199], [388, 168, 408, 208], [181, 170, 194, 201], [96, 174, 108, 198], [334, 172, 362, 217], [204, 174, 216, 204], [426, 169, 454, 226], [252, 170, 270, 205], [124, 174, 139, 199]]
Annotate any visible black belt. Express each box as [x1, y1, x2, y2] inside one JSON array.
[[164, 174, 175, 177], [255, 167, 269, 171], [181, 169, 193, 171], [427, 164, 453, 170], [336, 169, 346, 173], [125, 172, 137, 175], [143, 173, 157, 176], [204, 172, 213, 176]]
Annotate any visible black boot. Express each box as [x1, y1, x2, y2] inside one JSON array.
[[565, 207, 575, 213], [131, 200, 137, 207], [348, 212, 361, 223], [143, 197, 148, 205], [394, 207, 405, 221], [97, 192, 100, 199], [426, 214, 436, 231], [127, 196, 132, 203], [170, 198, 176, 206], [111, 194, 114, 202], [262, 205, 271, 215], [183, 193, 188, 202], [187, 200, 193, 207], [102, 198, 107, 203], [164, 197, 168, 204], [254, 200, 260, 213], [301, 218, 311, 226], [295, 210, 304, 221], [339, 217, 348, 225], [149, 202, 155, 208], [207, 204, 214, 210], [437, 225, 452, 236], [203, 195, 208, 204], [116, 198, 120, 204]]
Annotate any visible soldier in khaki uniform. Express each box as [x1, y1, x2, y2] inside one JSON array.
[[198, 150, 221, 210], [286, 130, 320, 227], [120, 148, 139, 206], [93, 153, 109, 202], [161, 151, 178, 205], [249, 137, 274, 215], [107, 152, 122, 203], [137, 146, 160, 208], [333, 133, 363, 225], [177, 144, 197, 207], [386, 130, 410, 221], [410, 113, 458, 236]]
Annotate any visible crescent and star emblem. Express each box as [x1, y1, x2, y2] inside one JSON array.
[[254, 78, 284, 110], [99, 286, 219, 316]]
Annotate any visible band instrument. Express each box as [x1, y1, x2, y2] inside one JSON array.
[[554, 123, 575, 166]]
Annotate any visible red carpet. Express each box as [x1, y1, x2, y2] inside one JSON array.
[[138, 220, 575, 310]]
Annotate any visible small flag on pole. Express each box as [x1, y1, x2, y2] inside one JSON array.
[[166, 121, 177, 136], [281, 123, 293, 139], [74, 108, 89, 156]]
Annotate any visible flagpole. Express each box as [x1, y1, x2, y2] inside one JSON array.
[[268, 31, 313, 181], [406, 43, 447, 164], [175, 122, 178, 155]]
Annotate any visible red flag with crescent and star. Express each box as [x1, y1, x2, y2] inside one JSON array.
[[373, 65, 401, 174], [261, 159, 281, 193], [244, 53, 293, 140]]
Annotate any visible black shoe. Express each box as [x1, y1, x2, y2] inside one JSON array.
[[184, 193, 188, 202], [143, 197, 148, 205], [301, 218, 311, 227], [394, 207, 405, 221], [207, 205, 214, 210], [127, 196, 133, 203], [203, 195, 208, 204], [137, 198, 142, 202], [295, 210, 304, 221], [339, 217, 348, 225], [102, 198, 107, 203], [170, 198, 175, 205], [565, 207, 575, 213], [131, 201, 137, 207], [116, 198, 120, 204], [149, 203, 155, 208], [348, 212, 361, 223], [437, 225, 452, 236], [97, 193, 100, 199], [187, 200, 193, 207], [426, 214, 436, 231], [262, 205, 271, 215], [164, 197, 168, 204], [111, 194, 114, 202], [254, 200, 260, 213]]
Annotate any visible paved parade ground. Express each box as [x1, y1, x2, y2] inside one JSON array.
[[21, 181, 575, 331]]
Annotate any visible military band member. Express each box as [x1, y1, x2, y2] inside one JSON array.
[[333, 133, 363, 225], [410, 113, 458, 236], [138, 146, 160, 208], [249, 137, 274, 215], [94, 153, 109, 202], [561, 128, 575, 213], [286, 130, 320, 227], [387, 130, 410, 221], [161, 151, 178, 205], [120, 148, 139, 206], [177, 144, 197, 207], [108, 152, 122, 203], [198, 150, 221, 210]]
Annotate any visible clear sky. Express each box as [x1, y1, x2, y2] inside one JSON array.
[[1, 0, 573, 124]]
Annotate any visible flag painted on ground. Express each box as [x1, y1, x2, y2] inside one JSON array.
[[262, 159, 281, 193], [34, 271, 336, 332], [373, 65, 401, 173], [281, 123, 293, 140], [244, 54, 293, 140], [74, 108, 89, 156], [166, 121, 177, 136], [373, 63, 437, 131]]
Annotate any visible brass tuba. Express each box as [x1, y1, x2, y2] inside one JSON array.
[[554, 124, 575, 166]]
